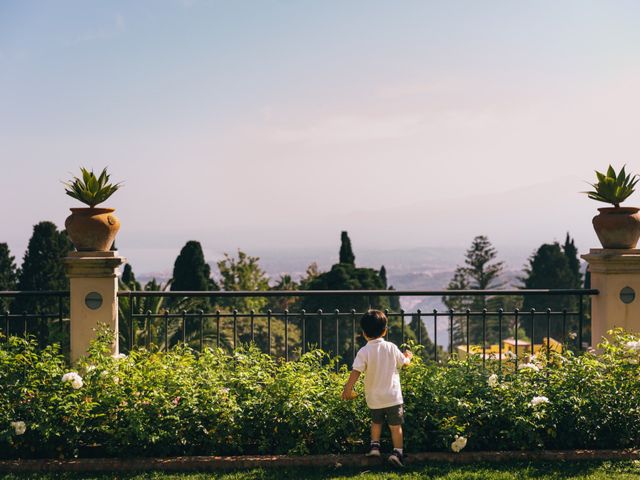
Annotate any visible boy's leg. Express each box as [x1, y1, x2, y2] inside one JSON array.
[[389, 424, 403, 450], [371, 422, 383, 442], [365, 422, 383, 457], [387, 405, 405, 468], [367, 409, 385, 457]]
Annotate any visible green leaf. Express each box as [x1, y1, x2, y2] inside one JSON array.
[[585, 165, 638, 206], [62, 167, 122, 207]]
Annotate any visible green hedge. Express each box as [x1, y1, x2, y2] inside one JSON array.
[[1, 328, 640, 458]]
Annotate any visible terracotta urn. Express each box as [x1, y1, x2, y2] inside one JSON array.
[[65, 208, 120, 252], [592, 207, 640, 249]]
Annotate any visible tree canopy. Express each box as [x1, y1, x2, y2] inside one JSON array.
[[217, 250, 270, 312], [0, 243, 18, 312], [339, 231, 355, 265], [170, 241, 217, 292], [13, 221, 73, 342], [521, 234, 583, 343], [443, 235, 506, 346], [121, 263, 141, 291]]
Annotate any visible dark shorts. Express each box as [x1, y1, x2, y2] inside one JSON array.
[[370, 404, 404, 425]]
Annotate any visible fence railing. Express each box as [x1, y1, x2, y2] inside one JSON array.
[[0, 290, 70, 354], [117, 289, 597, 366], [0, 289, 597, 366]]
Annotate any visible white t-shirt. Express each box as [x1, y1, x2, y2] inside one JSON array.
[[352, 338, 408, 409]]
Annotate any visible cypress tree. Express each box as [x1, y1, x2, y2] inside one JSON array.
[[14, 222, 73, 341], [170, 241, 216, 292], [302, 232, 398, 358], [15, 222, 73, 306], [121, 263, 141, 291], [562, 233, 582, 289], [522, 242, 577, 342], [0, 243, 18, 312], [339, 231, 355, 265], [169, 240, 218, 314], [379, 265, 388, 288]]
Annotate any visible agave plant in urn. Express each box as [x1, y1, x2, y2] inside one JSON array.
[[63, 167, 123, 252], [584, 165, 640, 249]]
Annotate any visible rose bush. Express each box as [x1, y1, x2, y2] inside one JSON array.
[[1, 327, 639, 458]]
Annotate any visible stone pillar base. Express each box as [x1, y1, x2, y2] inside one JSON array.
[[64, 251, 125, 364], [581, 248, 640, 347]]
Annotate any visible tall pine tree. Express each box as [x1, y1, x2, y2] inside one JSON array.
[[442, 236, 505, 346]]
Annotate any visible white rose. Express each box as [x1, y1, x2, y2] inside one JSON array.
[[451, 435, 467, 452], [530, 396, 550, 406], [487, 374, 499, 388], [625, 341, 640, 352], [62, 372, 83, 389], [518, 363, 540, 372], [115, 353, 127, 360], [10, 421, 26, 436]]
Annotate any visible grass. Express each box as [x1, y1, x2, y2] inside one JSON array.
[[1, 461, 640, 480]]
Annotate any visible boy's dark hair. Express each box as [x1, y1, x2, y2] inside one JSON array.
[[360, 310, 387, 339]]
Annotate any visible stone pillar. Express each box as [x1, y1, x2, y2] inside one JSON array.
[[581, 248, 640, 346], [64, 251, 126, 363]]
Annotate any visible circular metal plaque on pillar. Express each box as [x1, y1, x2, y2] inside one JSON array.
[[620, 286, 635, 304], [85, 292, 103, 310]]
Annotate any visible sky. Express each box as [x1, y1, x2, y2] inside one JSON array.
[[2, 0, 640, 274]]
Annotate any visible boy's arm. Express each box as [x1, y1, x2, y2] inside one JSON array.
[[396, 346, 413, 369], [341, 370, 361, 400], [402, 350, 413, 367]]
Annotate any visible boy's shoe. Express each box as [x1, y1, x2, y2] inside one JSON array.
[[365, 442, 381, 457], [388, 449, 405, 468]]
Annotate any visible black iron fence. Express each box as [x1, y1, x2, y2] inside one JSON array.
[[0, 289, 597, 367], [118, 289, 597, 366], [0, 290, 70, 354]]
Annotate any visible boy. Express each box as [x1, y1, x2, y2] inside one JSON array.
[[341, 309, 412, 467]]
